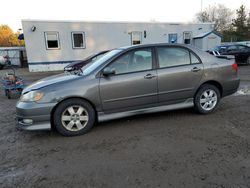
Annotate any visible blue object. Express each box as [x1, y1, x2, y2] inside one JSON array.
[[18, 33, 24, 40], [2, 76, 24, 99], [168, 33, 177, 43]]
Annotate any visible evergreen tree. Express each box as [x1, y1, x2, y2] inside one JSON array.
[[232, 5, 248, 41]]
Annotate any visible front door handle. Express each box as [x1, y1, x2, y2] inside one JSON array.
[[191, 67, 201, 72], [144, 74, 156, 79]]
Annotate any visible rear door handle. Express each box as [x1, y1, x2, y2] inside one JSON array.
[[191, 67, 201, 72], [144, 74, 156, 79]]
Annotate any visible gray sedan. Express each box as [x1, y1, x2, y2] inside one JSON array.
[[16, 44, 240, 136]]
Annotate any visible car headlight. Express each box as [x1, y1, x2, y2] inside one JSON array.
[[20, 90, 44, 102]]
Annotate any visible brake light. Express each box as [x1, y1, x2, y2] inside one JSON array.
[[232, 63, 238, 72]]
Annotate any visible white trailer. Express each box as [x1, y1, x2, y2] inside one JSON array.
[[22, 20, 219, 72]]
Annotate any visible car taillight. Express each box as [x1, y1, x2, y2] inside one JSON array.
[[232, 63, 238, 72]]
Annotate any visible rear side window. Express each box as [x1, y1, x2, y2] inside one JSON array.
[[238, 45, 249, 50], [157, 47, 190, 68]]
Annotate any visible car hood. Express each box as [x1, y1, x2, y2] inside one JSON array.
[[23, 73, 79, 93]]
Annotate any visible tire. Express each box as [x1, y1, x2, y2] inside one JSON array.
[[0, 64, 3, 70], [194, 84, 220, 114], [53, 98, 95, 136]]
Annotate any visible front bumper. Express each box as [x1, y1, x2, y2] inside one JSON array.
[[16, 101, 56, 131]]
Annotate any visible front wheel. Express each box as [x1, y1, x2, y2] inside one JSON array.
[[53, 99, 95, 136], [194, 84, 220, 114]]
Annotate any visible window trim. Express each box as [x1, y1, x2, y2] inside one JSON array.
[[101, 47, 154, 77], [44, 31, 60, 50], [155, 46, 202, 70], [71, 32, 86, 49], [189, 51, 202, 65]]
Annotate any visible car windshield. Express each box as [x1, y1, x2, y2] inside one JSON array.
[[216, 46, 227, 53], [81, 49, 122, 75], [210, 46, 224, 52]]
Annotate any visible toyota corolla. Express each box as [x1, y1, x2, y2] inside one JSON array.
[[16, 44, 240, 136]]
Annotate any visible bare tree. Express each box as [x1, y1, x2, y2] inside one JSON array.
[[195, 4, 234, 32]]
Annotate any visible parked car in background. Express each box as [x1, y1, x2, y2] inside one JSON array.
[[64, 50, 109, 73], [208, 44, 250, 64], [16, 43, 240, 136]]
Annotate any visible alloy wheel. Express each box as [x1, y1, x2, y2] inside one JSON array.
[[61, 105, 89, 131], [199, 89, 218, 111]]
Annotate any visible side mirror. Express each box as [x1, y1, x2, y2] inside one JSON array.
[[102, 67, 115, 76]]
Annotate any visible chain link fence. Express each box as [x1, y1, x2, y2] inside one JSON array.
[[0, 47, 27, 67]]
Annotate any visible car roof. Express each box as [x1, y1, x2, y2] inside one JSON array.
[[117, 43, 199, 50], [115, 43, 216, 65]]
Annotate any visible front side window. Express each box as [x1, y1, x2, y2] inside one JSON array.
[[107, 48, 152, 75], [72, 32, 86, 49], [227, 45, 237, 51], [157, 47, 190, 68], [82, 49, 122, 76], [45, 32, 60, 49]]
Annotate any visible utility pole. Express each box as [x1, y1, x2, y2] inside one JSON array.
[[201, 0, 203, 12]]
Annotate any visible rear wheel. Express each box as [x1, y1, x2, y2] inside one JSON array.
[[53, 99, 95, 136], [194, 84, 220, 114]]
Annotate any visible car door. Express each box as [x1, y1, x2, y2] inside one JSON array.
[[237, 45, 250, 60], [99, 48, 158, 112], [156, 46, 203, 104]]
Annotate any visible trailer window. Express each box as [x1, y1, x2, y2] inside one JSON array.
[[45, 32, 60, 49], [183, 32, 192, 44], [131, 31, 142, 45], [72, 32, 86, 49]]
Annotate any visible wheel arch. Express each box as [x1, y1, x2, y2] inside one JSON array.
[[195, 80, 223, 98], [50, 96, 98, 130]]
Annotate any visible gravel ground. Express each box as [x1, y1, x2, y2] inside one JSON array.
[[0, 66, 250, 188]]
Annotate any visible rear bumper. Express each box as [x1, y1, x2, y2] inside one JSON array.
[[16, 101, 56, 131], [222, 78, 240, 97]]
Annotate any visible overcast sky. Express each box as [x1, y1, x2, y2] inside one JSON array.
[[1, 0, 249, 31]]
